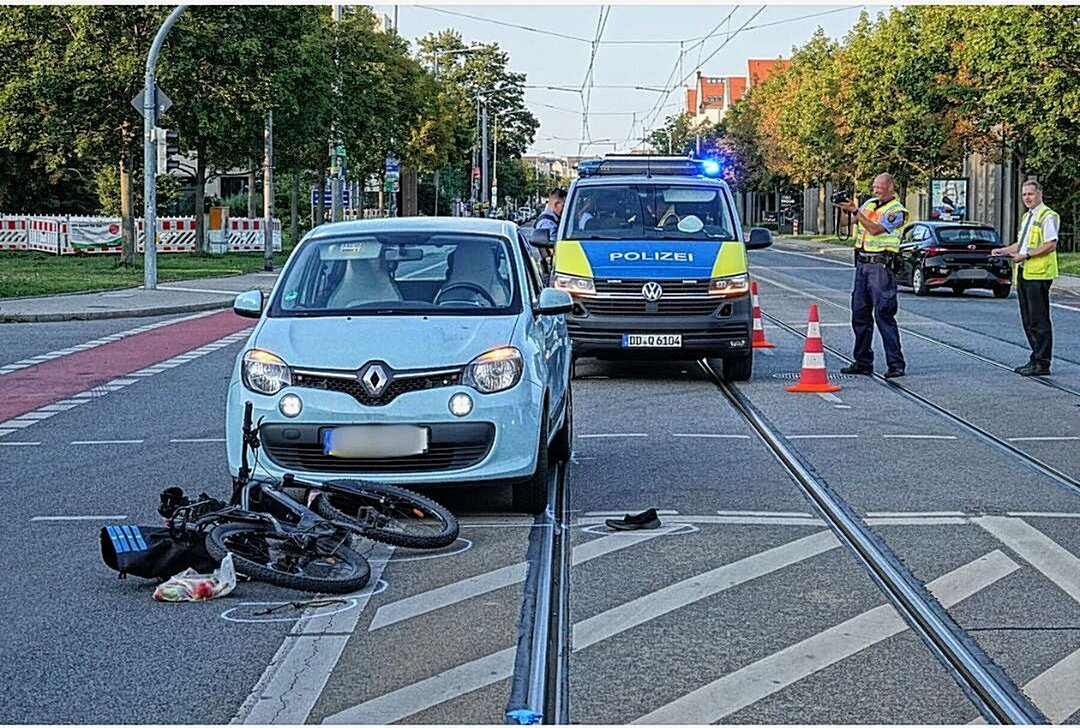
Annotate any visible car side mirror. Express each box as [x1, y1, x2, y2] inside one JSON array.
[[534, 287, 573, 316], [746, 227, 773, 250], [233, 289, 264, 319], [530, 227, 555, 249]]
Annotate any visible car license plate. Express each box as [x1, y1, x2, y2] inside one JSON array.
[[956, 269, 989, 279], [323, 425, 428, 458], [622, 333, 682, 348]]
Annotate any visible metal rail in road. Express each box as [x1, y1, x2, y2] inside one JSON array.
[[701, 360, 1047, 725], [764, 311, 1080, 497]]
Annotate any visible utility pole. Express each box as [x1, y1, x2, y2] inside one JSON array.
[[330, 3, 343, 224], [481, 101, 489, 214], [142, 4, 187, 291], [472, 97, 480, 210], [491, 114, 498, 213], [263, 110, 274, 272]]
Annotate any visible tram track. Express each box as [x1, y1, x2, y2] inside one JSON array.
[[700, 359, 1048, 724], [752, 270, 1080, 400]]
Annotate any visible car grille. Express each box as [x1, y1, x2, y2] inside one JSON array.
[[260, 423, 494, 473], [587, 279, 718, 316], [292, 368, 463, 407]]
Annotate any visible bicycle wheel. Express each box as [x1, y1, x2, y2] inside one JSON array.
[[314, 480, 459, 549], [206, 522, 370, 594]]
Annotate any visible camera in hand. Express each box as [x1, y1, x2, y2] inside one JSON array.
[[831, 190, 851, 205]]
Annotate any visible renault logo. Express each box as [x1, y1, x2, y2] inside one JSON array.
[[358, 362, 390, 397], [641, 282, 663, 301]]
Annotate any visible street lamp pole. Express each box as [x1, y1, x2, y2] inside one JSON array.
[[143, 4, 187, 291]]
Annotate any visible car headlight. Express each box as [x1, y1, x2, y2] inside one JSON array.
[[242, 349, 292, 395], [553, 273, 596, 296], [709, 274, 749, 297], [463, 346, 523, 393]]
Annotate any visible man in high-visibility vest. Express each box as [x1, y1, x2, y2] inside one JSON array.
[[834, 172, 909, 378], [991, 180, 1059, 376]]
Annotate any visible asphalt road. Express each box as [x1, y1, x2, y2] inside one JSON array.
[[1, 242, 1078, 724]]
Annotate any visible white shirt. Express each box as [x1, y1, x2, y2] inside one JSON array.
[[1018, 203, 1059, 255]]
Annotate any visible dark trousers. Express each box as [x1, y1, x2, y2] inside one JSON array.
[[852, 262, 905, 369], [1017, 273, 1053, 368]]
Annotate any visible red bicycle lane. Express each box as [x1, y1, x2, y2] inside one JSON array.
[[0, 310, 251, 423]]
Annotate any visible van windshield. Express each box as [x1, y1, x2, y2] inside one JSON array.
[[566, 184, 737, 241], [269, 232, 518, 317]]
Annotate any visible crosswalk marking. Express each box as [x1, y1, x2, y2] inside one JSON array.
[[326, 530, 839, 724], [633, 550, 1019, 724], [973, 516, 1080, 604], [369, 526, 686, 631]]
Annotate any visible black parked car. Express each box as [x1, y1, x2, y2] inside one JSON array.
[[897, 221, 1012, 298]]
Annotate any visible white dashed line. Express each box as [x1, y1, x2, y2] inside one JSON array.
[[671, 433, 751, 439], [579, 433, 648, 439], [70, 439, 145, 445], [882, 434, 957, 440], [0, 441, 41, 447], [1007, 436, 1080, 442]]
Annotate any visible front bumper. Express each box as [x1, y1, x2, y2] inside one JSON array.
[[565, 292, 752, 358], [226, 378, 544, 486]]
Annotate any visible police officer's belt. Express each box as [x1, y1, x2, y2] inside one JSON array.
[[856, 251, 891, 265]]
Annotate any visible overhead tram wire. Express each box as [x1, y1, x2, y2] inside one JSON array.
[[579, 6, 613, 152]]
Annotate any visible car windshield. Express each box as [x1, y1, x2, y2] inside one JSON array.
[[937, 227, 998, 244], [270, 232, 518, 317], [565, 183, 737, 241]]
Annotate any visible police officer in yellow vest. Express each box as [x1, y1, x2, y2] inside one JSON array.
[[834, 173, 909, 378], [991, 180, 1059, 376]]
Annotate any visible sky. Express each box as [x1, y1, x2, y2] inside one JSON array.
[[372, 3, 872, 157]]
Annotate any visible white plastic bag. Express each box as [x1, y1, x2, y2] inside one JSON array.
[[153, 553, 236, 602]]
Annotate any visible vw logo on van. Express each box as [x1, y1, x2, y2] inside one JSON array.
[[641, 282, 664, 301], [358, 362, 390, 397]]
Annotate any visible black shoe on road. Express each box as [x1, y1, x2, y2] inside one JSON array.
[[884, 368, 906, 379], [606, 508, 661, 531], [840, 364, 874, 375], [1015, 364, 1051, 377]]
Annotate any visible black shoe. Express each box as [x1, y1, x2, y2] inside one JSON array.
[[884, 367, 906, 379], [840, 363, 874, 375], [605, 508, 661, 531], [1015, 364, 1051, 377]]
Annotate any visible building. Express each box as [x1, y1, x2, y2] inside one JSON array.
[[683, 58, 791, 124]]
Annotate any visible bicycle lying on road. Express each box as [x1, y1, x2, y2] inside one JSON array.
[[156, 402, 459, 594]]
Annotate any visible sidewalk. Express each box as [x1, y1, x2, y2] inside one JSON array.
[[0, 271, 279, 323], [770, 235, 1080, 298]]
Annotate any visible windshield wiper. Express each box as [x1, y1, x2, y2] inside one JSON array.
[[576, 234, 625, 240]]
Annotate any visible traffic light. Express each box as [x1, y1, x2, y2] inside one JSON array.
[[156, 128, 180, 175]]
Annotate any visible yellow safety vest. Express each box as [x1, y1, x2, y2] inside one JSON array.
[[1016, 205, 1059, 281], [855, 198, 908, 253]]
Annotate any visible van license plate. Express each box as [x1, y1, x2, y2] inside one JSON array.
[[622, 334, 682, 348], [324, 425, 428, 458]]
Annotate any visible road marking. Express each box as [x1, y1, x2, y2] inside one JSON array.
[[671, 433, 750, 439], [579, 433, 648, 438], [324, 531, 840, 725], [973, 516, 1080, 604], [816, 392, 844, 404], [1017, 647, 1080, 723], [369, 526, 685, 631], [31, 515, 128, 521], [70, 439, 144, 445], [766, 247, 854, 268], [0, 310, 220, 378], [170, 437, 226, 443], [633, 550, 1019, 724], [1007, 436, 1080, 442], [1007, 512, 1080, 519], [1050, 302, 1080, 313], [787, 434, 858, 439], [233, 544, 393, 725], [0, 441, 40, 447], [882, 434, 957, 440], [866, 511, 966, 518], [16, 411, 57, 420]]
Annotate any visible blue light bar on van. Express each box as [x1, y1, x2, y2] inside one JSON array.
[[576, 155, 722, 178]]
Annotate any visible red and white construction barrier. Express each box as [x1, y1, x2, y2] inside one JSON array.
[[27, 217, 63, 254], [227, 218, 282, 253], [0, 217, 27, 251], [63, 216, 122, 255], [137, 217, 198, 253]]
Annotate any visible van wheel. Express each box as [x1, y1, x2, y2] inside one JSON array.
[[722, 352, 753, 381], [513, 414, 549, 514]]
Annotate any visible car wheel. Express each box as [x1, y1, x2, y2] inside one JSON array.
[[512, 411, 550, 515], [912, 265, 929, 296], [550, 385, 573, 463], [993, 284, 1011, 299], [722, 351, 753, 382]]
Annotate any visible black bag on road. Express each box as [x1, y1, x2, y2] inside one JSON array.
[[100, 524, 217, 580]]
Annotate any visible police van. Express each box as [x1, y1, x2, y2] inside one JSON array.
[[536, 155, 773, 380]]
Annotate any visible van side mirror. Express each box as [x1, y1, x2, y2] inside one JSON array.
[[233, 290, 264, 319], [746, 227, 773, 250]]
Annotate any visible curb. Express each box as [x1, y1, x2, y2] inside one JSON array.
[[0, 299, 230, 323]]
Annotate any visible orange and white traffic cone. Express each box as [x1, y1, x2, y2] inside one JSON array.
[[750, 280, 775, 349], [787, 303, 841, 393]]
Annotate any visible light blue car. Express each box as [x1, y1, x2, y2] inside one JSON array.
[[226, 217, 573, 513]]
